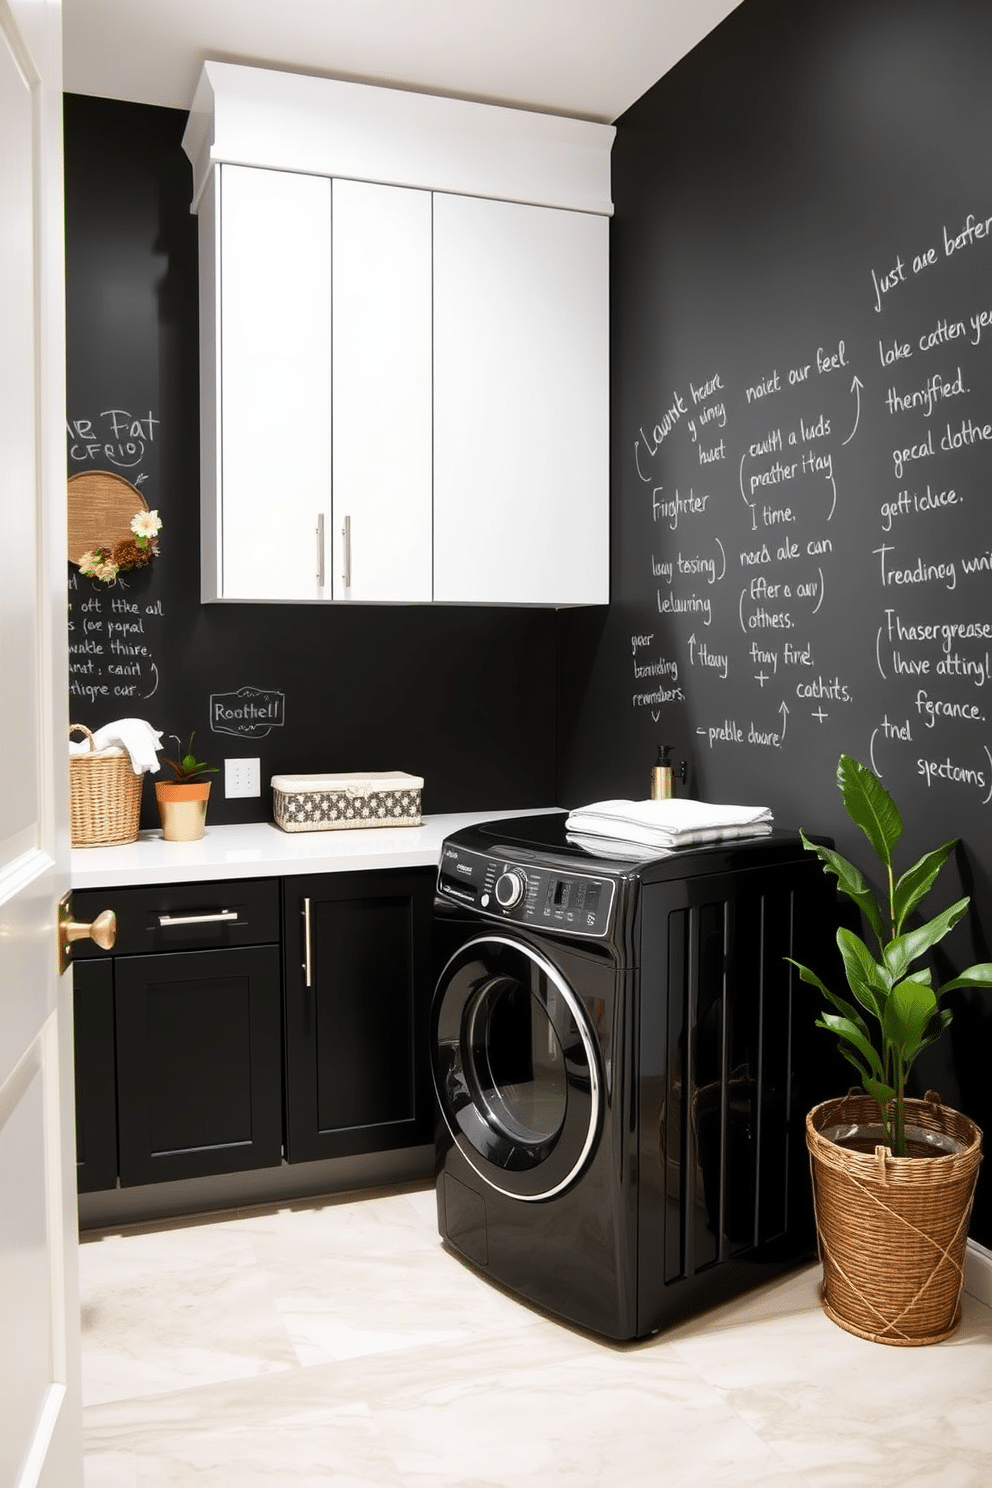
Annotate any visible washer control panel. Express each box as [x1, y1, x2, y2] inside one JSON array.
[[437, 843, 616, 938]]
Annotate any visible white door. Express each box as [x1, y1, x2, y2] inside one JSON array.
[[0, 1, 83, 1485]]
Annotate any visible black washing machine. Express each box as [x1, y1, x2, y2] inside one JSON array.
[[430, 811, 837, 1341]]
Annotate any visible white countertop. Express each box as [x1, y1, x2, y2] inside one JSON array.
[[70, 808, 560, 889]]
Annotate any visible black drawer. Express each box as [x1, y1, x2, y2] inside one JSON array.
[[72, 878, 280, 956]]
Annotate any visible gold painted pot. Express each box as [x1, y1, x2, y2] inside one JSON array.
[[154, 780, 211, 842]]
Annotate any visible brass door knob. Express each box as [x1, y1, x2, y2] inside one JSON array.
[[58, 892, 117, 973]]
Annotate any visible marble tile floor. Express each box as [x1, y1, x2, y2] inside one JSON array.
[[79, 1182, 992, 1487]]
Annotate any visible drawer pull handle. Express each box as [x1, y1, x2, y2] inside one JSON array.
[[316, 512, 325, 588], [303, 897, 313, 988], [157, 910, 240, 927]]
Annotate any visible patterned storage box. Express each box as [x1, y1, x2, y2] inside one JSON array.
[[271, 771, 424, 833]]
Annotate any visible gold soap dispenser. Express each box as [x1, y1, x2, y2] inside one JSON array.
[[651, 744, 686, 800]]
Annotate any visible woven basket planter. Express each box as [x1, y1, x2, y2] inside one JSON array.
[[806, 1091, 983, 1345]]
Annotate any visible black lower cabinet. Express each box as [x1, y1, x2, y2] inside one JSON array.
[[73, 958, 118, 1193], [283, 869, 435, 1163], [72, 868, 435, 1197], [115, 946, 282, 1186], [72, 878, 283, 1189]]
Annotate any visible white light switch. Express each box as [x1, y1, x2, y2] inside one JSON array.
[[225, 758, 261, 798]]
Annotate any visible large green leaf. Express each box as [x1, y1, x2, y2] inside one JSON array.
[[817, 1012, 885, 1079], [837, 754, 902, 868], [882, 978, 938, 1060], [800, 831, 884, 945], [863, 1074, 896, 1110], [787, 957, 872, 1042], [835, 1042, 876, 1088], [917, 1006, 953, 1054], [891, 841, 957, 932], [883, 898, 970, 981], [836, 927, 889, 1020], [938, 962, 992, 996]]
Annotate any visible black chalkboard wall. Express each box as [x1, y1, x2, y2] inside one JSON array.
[[64, 95, 557, 824], [558, 0, 992, 1241]]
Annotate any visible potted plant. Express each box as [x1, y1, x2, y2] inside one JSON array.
[[790, 753, 991, 1345], [154, 733, 218, 842]]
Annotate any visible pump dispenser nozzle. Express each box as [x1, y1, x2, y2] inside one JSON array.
[[651, 745, 686, 800]]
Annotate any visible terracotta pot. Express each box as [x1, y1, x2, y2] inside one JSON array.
[[806, 1092, 983, 1346], [154, 780, 211, 842]]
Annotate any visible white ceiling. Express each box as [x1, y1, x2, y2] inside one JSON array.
[[61, 0, 742, 124]]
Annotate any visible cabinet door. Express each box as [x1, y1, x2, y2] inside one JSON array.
[[283, 870, 434, 1163], [331, 179, 433, 601], [115, 945, 283, 1186], [73, 959, 118, 1194], [433, 193, 610, 606], [207, 163, 332, 601]]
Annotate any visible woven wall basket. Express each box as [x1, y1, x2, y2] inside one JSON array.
[[67, 470, 148, 564], [806, 1091, 983, 1346]]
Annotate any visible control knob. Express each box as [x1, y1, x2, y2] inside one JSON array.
[[494, 869, 526, 909]]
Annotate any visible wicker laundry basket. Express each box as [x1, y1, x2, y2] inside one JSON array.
[[806, 1091, 983, 1346], [69, 724, 143, 846]]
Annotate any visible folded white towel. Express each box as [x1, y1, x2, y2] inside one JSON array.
[[565, 798, 773, 851], [69, 718, 163, 776], [566, 822, 772, 861]]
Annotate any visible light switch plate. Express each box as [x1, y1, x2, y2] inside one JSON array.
[[225, 757, 261, 798]]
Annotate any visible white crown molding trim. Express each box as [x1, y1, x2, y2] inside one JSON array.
[[182, 61, 615, 217]]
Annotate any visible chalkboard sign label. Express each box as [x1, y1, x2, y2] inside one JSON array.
[[210, 687, 286, 739]]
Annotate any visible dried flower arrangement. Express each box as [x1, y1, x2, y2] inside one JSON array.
[[79, 509, 163, 583]]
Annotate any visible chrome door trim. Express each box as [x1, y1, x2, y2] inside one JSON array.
[[433, 933, 601, 1201]]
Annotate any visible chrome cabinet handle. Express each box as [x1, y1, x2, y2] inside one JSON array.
[[158, 910, 240, 927], [316, 512, 326, 588], [342, 514, 352, 590], [303, 896, 313, 987]]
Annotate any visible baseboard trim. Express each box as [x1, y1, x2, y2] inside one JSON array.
[[965, 1238, 992, 1306], [77, 1145, 433, 1231]]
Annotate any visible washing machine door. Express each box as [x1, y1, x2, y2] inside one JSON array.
[[431, 934, 602, 1201]]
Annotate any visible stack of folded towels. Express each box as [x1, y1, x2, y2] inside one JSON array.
[[565, 798, 774, 859]]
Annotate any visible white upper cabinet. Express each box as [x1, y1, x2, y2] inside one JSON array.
[[184, 63, 614, 606], [331, 180, 433, 603], [433, 193, 609, 606], [202, 164, 332, 602]]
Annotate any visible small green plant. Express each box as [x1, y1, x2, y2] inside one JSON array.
[[790, 753, 992, 1156], [164, 732, 218, 784]]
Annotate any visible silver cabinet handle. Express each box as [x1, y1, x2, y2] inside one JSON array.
[[158, 910, 240, 927], [342, 514, 352, 590], [316, 512, 326, 588], [303, 896, 313, 987]]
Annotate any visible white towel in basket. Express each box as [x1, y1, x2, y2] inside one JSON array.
[[69, 718, 163, 775]]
